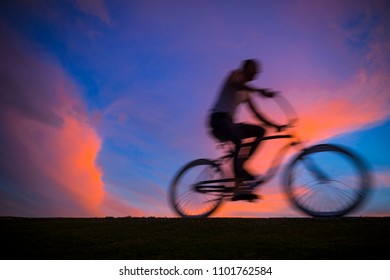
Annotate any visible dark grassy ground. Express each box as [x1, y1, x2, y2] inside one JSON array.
[[1, 217, 389, 260]]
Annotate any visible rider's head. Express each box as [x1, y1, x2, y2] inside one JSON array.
[[241, 59, 260, 81]]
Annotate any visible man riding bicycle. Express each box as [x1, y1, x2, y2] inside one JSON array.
[[209, 59, 285, 201]]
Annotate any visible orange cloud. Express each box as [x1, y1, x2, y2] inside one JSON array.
[[45, 116, 105, 215], [0, 24, 145, 217], [5, 90, 105, 216], [294, 77, 390, 143]]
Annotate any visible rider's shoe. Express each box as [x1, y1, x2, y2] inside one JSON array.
[[236, 169, 256, 181], [231, 185, 260, 201], [231, 192, 259, 201]]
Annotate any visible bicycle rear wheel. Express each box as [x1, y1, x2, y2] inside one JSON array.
[[284, 144, 371, 217], [169, 159, 225, 218]]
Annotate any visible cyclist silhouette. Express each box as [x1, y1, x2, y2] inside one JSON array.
[[209, 59, 285, 200], [169, 60, 370, 215]]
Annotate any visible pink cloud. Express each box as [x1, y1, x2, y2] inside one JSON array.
[[291, 59, 390, 143], [0, 24, 141, 217], [0, 28, 101, 216]]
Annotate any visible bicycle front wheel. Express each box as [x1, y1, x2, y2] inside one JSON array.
[[284, 144, 371, 217], [169, 159, 225, 218]]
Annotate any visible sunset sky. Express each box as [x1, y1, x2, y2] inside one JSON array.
[[0, 0, 389, 217]]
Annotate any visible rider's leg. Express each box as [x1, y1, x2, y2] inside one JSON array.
[[210, 115, 259, 201], [235, 123, 265, 174], [210, 113, 242, 178], [237, 123, 265, 157], [245, 124, 265, 157]]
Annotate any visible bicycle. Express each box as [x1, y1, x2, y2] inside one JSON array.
[[169, 95, 372, 218]]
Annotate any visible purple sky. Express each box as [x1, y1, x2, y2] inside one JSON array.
[[0, 0, 389, 217]]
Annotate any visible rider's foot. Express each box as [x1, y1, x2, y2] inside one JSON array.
[[231, 184, 260, 201], [231, 192, 259, 201], [236, 168, 256, 181]]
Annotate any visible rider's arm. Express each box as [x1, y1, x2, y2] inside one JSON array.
[[247, 97, 285, 131], [228, 71, 277, 97], [237, 83, 277, 98]]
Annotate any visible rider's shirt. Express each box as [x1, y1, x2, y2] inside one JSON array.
[[211, 70, 249, 119]]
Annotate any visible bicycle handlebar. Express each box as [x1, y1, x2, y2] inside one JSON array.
[[252, 90, 299, 133]]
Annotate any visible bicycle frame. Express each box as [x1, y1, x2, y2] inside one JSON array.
[[257, 134, 301, 183], [195, 133, 303, 194]]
